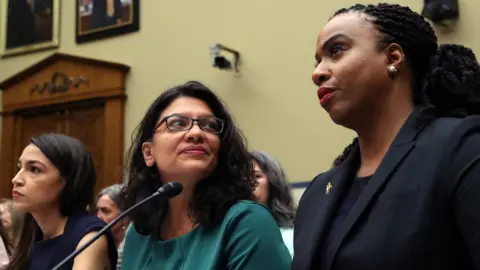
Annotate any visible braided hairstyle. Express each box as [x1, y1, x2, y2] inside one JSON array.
[[331, 3, 480, 166], [332, 137, 359, 167]]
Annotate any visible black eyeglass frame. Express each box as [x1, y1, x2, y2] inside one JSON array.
[[154, 114, 225, 134]]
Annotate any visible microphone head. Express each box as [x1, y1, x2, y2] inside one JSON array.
[[161, 182, 183, 198]]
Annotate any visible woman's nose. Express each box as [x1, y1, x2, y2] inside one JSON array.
[[312, 63, 332, 86]]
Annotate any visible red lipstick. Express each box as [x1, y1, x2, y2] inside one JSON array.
[[317, 87, 336, 106]]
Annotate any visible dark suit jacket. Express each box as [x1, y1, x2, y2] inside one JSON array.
[[292, 110, 480, 270]]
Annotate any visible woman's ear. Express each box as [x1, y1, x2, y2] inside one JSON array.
[[384, 42, 405, 70], [141, 142, 155, 167]]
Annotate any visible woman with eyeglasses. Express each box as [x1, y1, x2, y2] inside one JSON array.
[[121, 81, 291, 269]]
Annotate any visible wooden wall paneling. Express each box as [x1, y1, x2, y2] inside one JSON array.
[[0, 53, 130, 199], [12, 116, 24, 190], [18, 110, 64, 150], [64, 104, 106, 195], [103, 98, 126, 189], [0, 115, 16, 197], [0, 53, 129, 113]]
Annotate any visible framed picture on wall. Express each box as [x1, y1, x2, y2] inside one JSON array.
[[0, 0, 61, 58], [76, 0, 140, 44]]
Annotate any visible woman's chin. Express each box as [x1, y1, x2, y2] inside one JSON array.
[[327, 105, 352, 128], [12, 201, 29, 213], [182, 159, 214, 169], [328, 109, 345, 125]]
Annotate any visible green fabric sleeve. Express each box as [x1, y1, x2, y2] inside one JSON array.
[[225, 203, 292, 270]]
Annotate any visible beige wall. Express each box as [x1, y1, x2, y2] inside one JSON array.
[[0, 0, 479, 186]]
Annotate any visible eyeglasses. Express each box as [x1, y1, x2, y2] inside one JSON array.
[[156, 114, 225, 134]]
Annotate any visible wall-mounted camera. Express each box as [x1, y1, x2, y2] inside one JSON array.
[[209, 44, 240, 72], [421, 0, 459, 27]]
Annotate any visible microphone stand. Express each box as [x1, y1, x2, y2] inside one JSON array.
[[52, 189, 166, 270]]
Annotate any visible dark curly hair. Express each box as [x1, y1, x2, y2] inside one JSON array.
[[331, 3, 480, 166], [124, 81, 255, 236], [250, 151, 296, 228]]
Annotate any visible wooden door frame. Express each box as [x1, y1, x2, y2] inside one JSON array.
[[0, 53, 130, 198], [0, 96, 126, 198]]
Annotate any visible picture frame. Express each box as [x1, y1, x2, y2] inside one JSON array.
[[76, 0, 140, 44], [0, 0, 61, 58]]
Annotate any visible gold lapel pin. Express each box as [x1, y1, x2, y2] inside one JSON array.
[[326, 182, 333, 195]]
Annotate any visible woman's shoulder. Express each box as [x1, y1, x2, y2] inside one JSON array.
[[124, 223, 151, 248], [65, 212, 112, 250], [222, 200, 278, 231], [422, 115, 480, 142], [220, 201, 292, 268], [68, 212, 106, 237], [416, 116, 480, 161], [226, 200, 272, 218], [67, 212, 117, 267]]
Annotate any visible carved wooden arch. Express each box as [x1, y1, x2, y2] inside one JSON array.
[[0, 53, 130, 198]]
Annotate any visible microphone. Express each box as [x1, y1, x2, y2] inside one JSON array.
[[52, 182, 183, 270]]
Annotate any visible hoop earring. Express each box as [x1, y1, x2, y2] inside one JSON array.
[[387, 65, 398, 77]]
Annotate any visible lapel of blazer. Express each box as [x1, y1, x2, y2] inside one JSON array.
[[324, 109, 428, 269], [302, 145, 360, 269]]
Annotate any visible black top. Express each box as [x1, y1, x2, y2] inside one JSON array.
[[316, 176, 370, 269], [325, 176, 371, 246], [28, 212, 117, 270], [292, 112, 480, 270]]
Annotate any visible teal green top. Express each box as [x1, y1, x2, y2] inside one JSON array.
[[122, 200, 292, 269]]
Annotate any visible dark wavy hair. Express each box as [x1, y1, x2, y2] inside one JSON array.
[[124, 81, 255, 236], [331, 3, 480, 165], [250, 151, 296, 228], [7, 133, 96, 270]]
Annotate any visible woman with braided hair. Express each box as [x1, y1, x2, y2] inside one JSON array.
[[293, 3, 480, 270]]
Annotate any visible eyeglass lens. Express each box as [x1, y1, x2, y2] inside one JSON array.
[[166, 115, 223, 133]]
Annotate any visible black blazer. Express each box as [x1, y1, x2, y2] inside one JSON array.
[[292, 110, 480, 270]]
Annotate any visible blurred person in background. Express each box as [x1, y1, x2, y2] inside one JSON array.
[[0, 199, 23, 252], [0, 218, 10, 269], [250, 151, 296, 257], [96, 184, 130, 269]]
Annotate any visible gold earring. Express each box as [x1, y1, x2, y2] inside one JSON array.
[[387, 65, 398, 76]]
